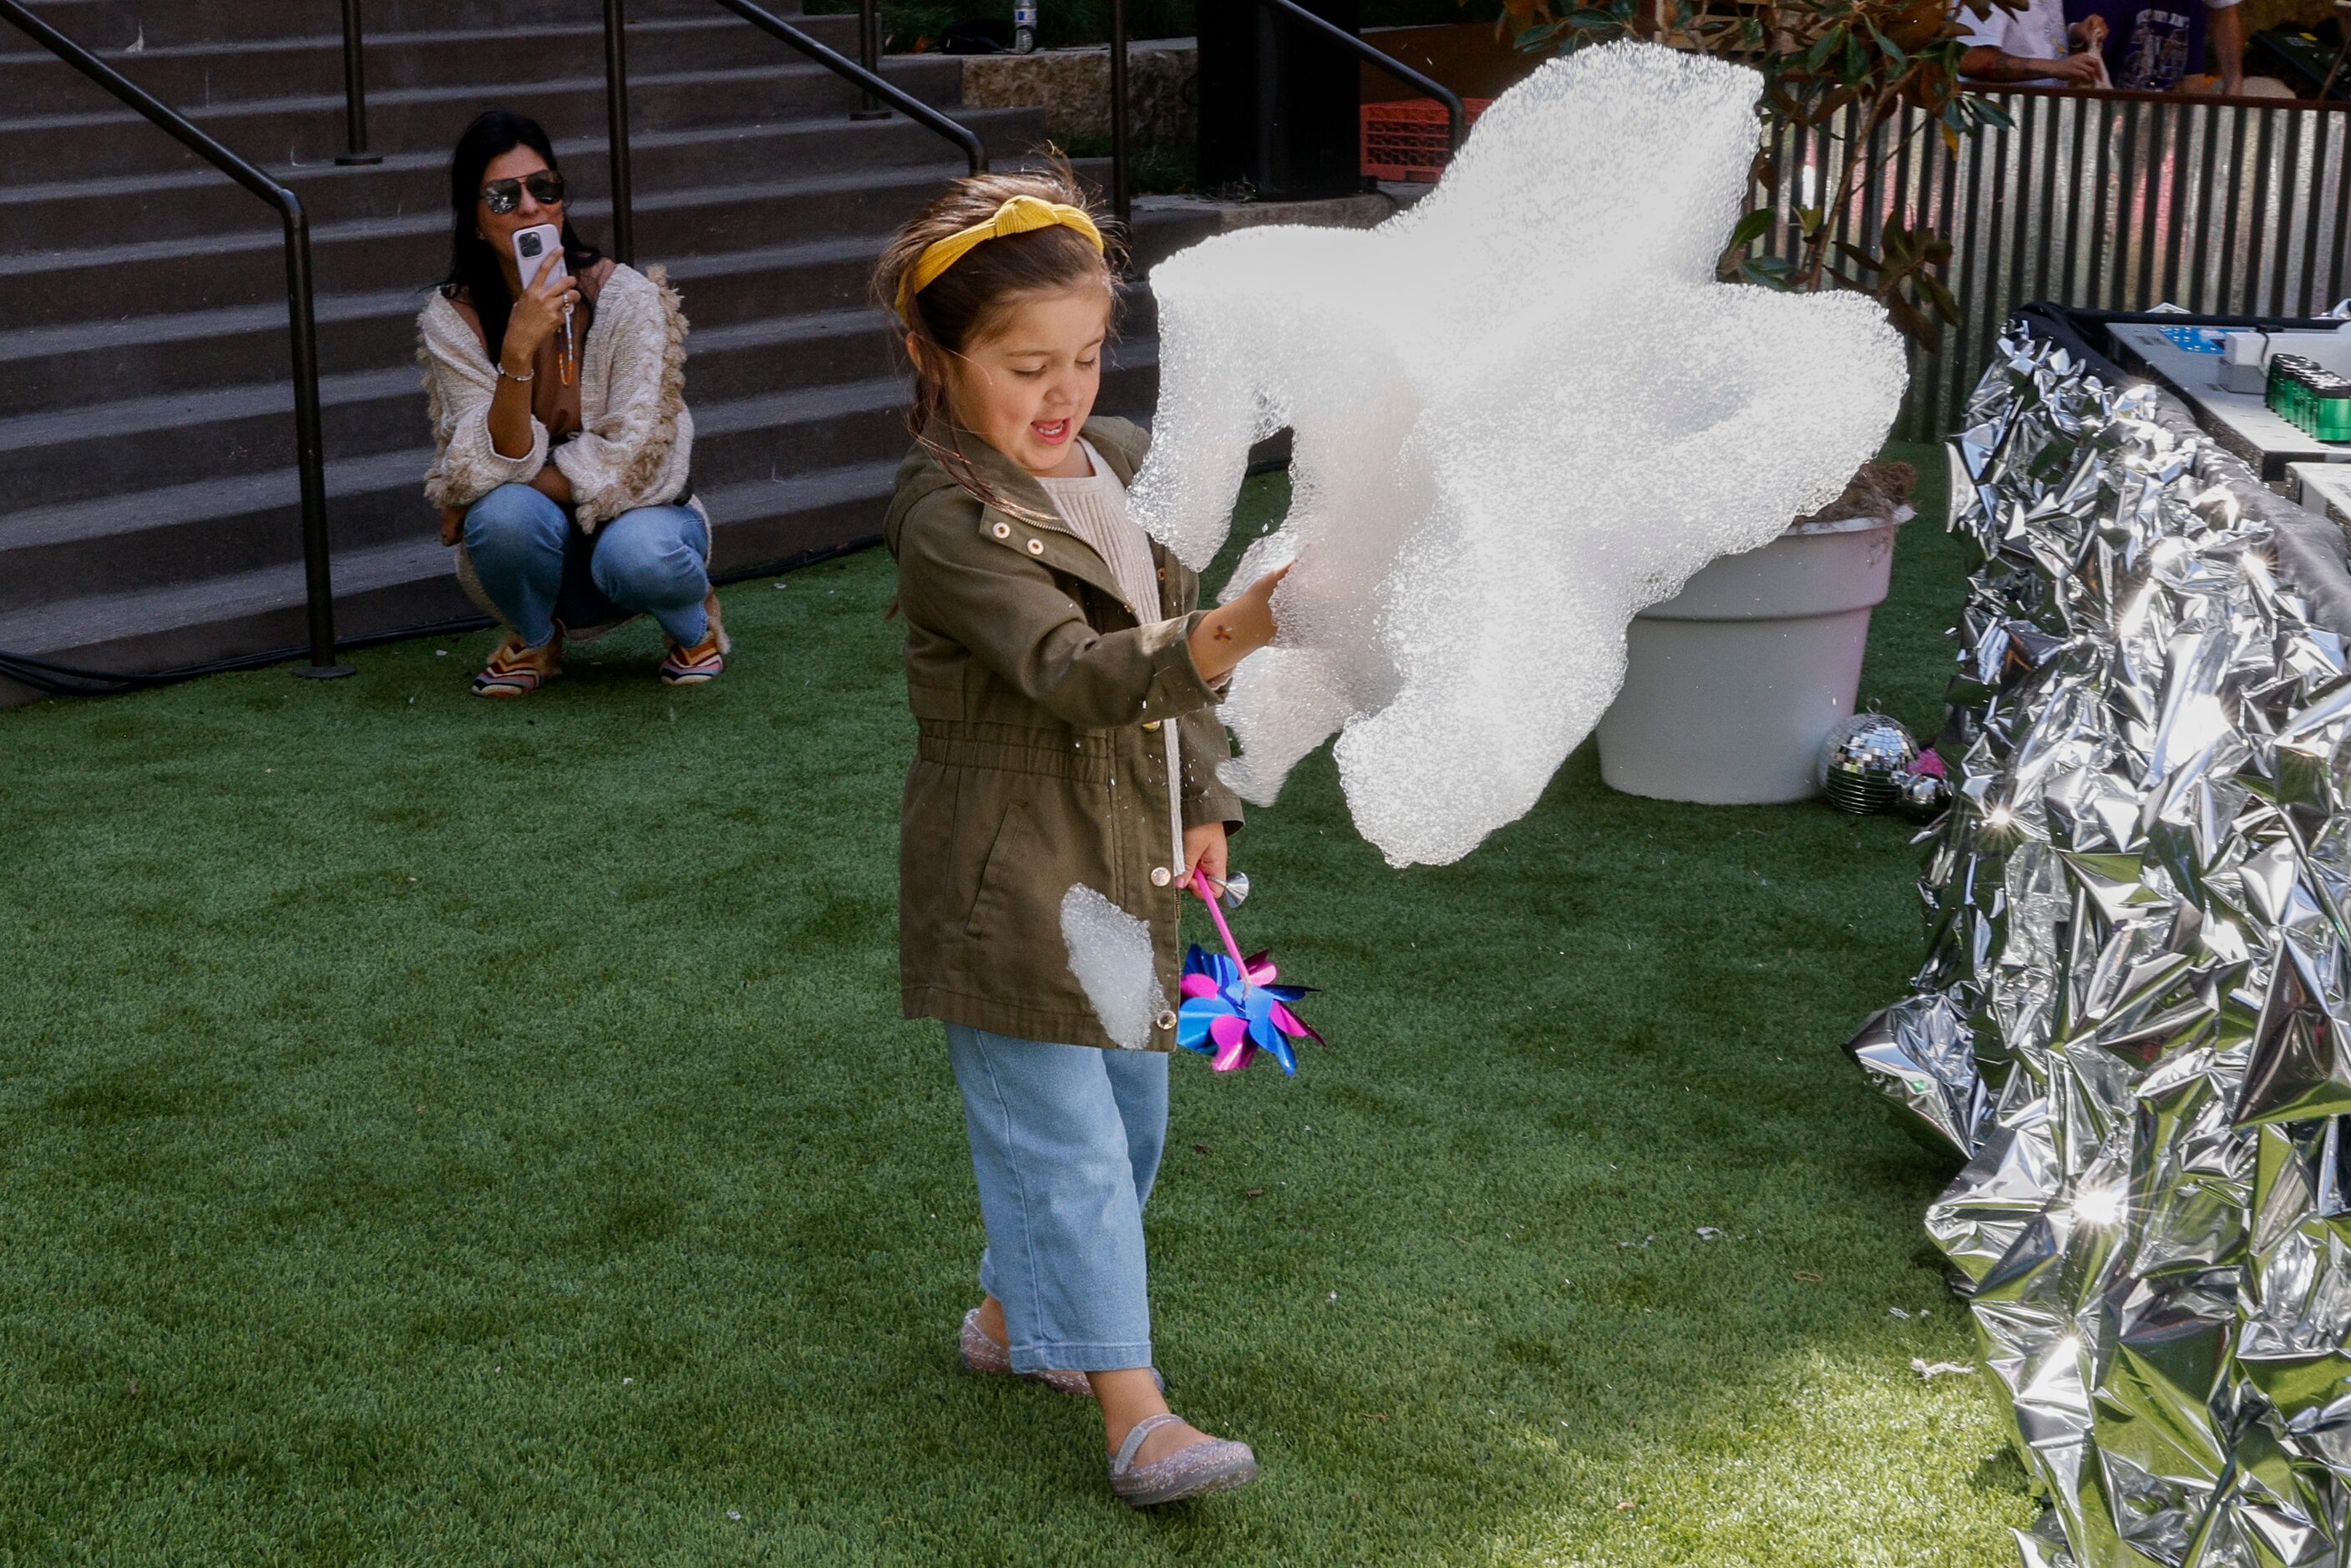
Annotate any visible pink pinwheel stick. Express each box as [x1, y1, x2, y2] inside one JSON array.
[[1191, 875, 1253, 978]]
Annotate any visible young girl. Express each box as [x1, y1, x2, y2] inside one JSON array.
[[874, 170, 1288, 1508]]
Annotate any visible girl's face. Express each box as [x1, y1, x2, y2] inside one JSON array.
[[932, 285, 1108, 478]]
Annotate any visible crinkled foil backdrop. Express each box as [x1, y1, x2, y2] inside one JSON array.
[[1846, 328, 2351, 1568]]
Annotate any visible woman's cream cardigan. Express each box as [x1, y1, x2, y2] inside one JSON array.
[[419, 260, 700, 529], [418, 262, 703, 629]]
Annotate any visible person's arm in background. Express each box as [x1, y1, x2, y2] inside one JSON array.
[[2206, 0, 2247, 94], [1961, 43, 2106, 79]]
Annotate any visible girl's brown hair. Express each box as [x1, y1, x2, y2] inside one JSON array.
[[872, 162, 1125, 514]]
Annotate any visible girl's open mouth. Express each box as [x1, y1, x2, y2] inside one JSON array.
[[1032, 418, 1071, 444]]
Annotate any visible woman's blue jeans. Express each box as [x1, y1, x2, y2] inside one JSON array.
[[945, 1025, 1169, 1375], [463, 482, 709, 649]]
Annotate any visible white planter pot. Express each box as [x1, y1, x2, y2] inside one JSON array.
[[1594, 511, 1906, 805]]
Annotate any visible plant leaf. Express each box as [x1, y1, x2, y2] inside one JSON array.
[[1725, 207, 1778, 251]]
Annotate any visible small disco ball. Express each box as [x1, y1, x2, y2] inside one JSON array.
[[1818, 713, 1920, 815], [1892, 768, 1952, 823]]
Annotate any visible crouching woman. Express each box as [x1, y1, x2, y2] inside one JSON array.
[[419, 108, 727, 696]]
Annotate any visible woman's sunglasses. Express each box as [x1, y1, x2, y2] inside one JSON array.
[[481, 171, 565, 215]]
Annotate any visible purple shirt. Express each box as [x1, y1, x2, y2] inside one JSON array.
[[2069, 0, 2231, 89]]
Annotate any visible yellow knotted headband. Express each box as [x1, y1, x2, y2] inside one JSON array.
[[895, 195, 1105, 323]]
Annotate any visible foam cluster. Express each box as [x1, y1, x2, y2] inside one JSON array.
[[1131, 42, 1908, 865], [1059, 884, 1166, 1050]]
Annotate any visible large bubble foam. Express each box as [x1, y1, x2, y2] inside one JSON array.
[[1130, 41, 1908, 866]]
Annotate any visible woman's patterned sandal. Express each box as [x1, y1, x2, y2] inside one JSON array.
[[471, 631, 562, 697], [1108, 1413, 1258, 1508]]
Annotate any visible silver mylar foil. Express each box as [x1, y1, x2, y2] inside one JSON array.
[[1846, 326, 2351, 1568]]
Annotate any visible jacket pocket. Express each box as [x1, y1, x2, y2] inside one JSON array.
[[962, 784, 1025, 939]]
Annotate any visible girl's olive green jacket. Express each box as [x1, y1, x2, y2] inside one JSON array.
[[881, 416, 1243, 1050]]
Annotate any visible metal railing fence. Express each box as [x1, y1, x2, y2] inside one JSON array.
[[1756, 85, 2351, 440], [0, 0, 349, 679], [600, 0, 985, 264]]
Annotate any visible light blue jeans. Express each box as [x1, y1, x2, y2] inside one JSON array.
[[946, 1024, 1169, 1374], [463, 481, 709, 649]]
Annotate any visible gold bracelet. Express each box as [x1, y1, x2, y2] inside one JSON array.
[[497, 362, 535, 384]]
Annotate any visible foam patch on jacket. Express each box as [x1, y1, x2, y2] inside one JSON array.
[[1060, 885, 1167, 1050]]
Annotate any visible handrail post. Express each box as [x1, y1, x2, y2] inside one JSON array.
[[851, 0, 889, 119], [604, 0, 636, 265], [334, 0, 381, 165], [282, 200, 352, 679], [1109, 0, 1131, 226]]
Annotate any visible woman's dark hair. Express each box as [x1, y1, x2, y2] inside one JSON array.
[[870, 160, 1122, 517], [441, 108, 602, 362]]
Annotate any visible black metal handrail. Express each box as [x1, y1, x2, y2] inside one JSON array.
[[0, 0, 349, 680], [1261, 0, 1467, 147], [336, 0, 381, 165], [600, 0, 987, 264], [1107, 0, 1466, 226]]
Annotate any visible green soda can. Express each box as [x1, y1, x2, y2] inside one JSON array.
[[2317, 375, 2351, 443]]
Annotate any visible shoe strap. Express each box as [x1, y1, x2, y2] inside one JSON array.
[[1112, 1412, 1184, 1475]]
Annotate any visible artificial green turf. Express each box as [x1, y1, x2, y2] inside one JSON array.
[[0, 443, 2037, 1565]]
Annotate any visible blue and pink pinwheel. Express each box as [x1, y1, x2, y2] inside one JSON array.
[[1176, 879, 1321, 1075]]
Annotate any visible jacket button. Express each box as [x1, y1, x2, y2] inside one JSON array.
[[1150, 866, 1173, 888], [1156, 1009, 1178, 1031], [1141, 719, 1161, 731], [1026, 539, 1045, 555], [991, 521, 1011, 539]]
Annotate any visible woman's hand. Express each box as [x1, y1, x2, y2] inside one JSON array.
[[501, 262, 580, 374], [1181, 822, 1229, 892], [438, 504, 466, 546], [1189, 559, 1291, 684], [528, 464, 574, 506]]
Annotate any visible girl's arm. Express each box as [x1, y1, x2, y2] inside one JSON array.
[[1187, 561, 1286, 683], [899, 502, 1228, 731]]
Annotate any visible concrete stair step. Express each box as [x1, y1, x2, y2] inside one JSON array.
[[0, 53, 970, 181], [0, 105, 1043, 255], [0, 354, 1164, 683], [0, 301, 969, 506], [0, 529, 480, 688], [0, 231, 930, 417], [0, 158, 1006, 326], [0, 16, 862, 116], [2, 0, 717, 53], [0, 345, 1163, 618]]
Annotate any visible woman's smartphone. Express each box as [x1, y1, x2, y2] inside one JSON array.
[[509, 223, 566, 292], [510, 223, 574, 381]]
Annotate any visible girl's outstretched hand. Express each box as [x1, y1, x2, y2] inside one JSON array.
[[1190, 559, 1291, 684]]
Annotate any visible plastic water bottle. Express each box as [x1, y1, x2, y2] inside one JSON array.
[[1013, 2, 1037, 53]]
